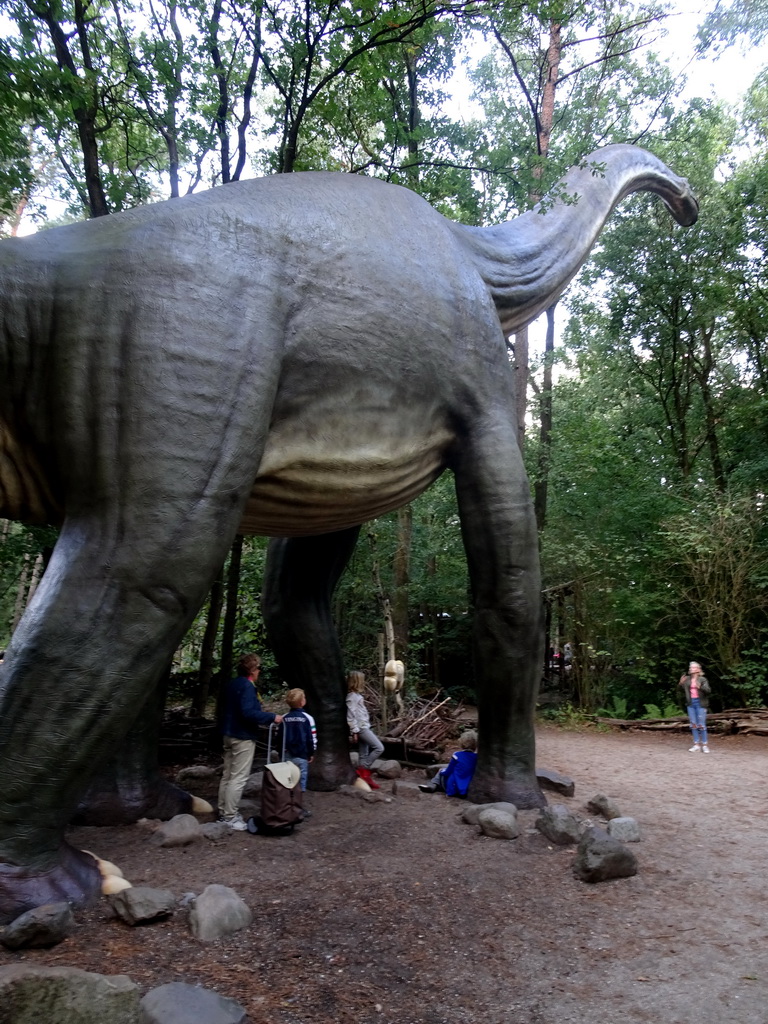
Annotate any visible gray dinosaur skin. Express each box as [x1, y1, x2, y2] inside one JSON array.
[[0, 144, 697, 920]]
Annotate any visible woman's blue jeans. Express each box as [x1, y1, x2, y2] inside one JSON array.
[[687, 699, 708, 744]]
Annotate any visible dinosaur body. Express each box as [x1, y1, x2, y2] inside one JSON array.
[[0, 146, 697, 921]]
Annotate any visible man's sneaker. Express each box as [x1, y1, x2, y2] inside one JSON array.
[[418, 782, 439, 792], [689, 744, 701, 752], [225, 814, 248, 831], [702, 744, 710, 753], [298, 808, 312, 821]]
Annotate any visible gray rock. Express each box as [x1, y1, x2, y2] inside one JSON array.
[[391, 780, 422, 799], [536, 767, 575, 798], [373, 759, 402, 779], [241, 771, 263, 797], [0, 964, 140, 1023], [572, 826, 639, 882], [200, 821, 231, 841], [586, 793, 622, 820], [461, 801, 518, 826], [189, 884, 252, 942], [0, 902, 76, 949], [150, 813, 203, 847], [140, 982, 247, 1024], [175, 764, 219, 786], [108, 887, 176, 925], [338, 784, 392, 803], [477, 807, 520, 839], [607, 816, 641, 842], [536, 804, 581, 845]]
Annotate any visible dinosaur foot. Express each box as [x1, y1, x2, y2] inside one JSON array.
[[0, 842, 124, 925], [74, 778, 213, 825], [308, 753, 358, 792], [80, 851, 132, 895], [468, 771, 547, 810]]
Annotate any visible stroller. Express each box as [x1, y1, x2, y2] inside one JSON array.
[[247, 722, 304, 836]]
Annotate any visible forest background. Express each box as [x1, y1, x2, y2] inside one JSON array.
[[1, 0, 767, 722]]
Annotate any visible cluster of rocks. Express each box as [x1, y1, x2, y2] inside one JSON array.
[[0, 882, 255, 1023], [0, 967, 247, 1024], [451, 786, 640, 883]]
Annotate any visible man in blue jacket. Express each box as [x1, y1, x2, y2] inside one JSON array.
[[218, 653, 283, 830]]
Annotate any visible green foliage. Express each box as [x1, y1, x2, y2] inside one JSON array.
[[640, 701, 680, 719], [596, 694, 628, 719], [537, 701, 594, 728]]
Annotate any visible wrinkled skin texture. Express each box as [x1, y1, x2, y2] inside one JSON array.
[[0, 145, 697, 921]]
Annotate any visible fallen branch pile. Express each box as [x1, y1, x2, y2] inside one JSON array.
[[366, 687, 469, 764], [596, 707, 768, 735]]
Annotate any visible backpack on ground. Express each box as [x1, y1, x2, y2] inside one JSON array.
[[247, 723, 303, 836]]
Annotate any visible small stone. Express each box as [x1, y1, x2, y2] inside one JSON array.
[[572, 826, 638, 882], [477, 807, 520, 839], [536, 767, 575, 798], [607, 816, 641, 842], [200, 821, 230, 841], [461, 802, 518, 826], [108, 887, 176, 925], [373, 759, 402, 779], [189, 885, 252, 942], [391, 780, 422, 799], [586, 793, 622, 820], [536, 804, 581, 845], [0, 903, 76, 950], [150, 814, 202, 847], [175, 765, 219, 786], [141, 981, 247, 1024], [241, 772, 263, 797]]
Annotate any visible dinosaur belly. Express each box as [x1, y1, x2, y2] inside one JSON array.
[[240, 417, 453, 537]]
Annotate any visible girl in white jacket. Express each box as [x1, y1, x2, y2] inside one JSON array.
[[346, 670, 384, 787]]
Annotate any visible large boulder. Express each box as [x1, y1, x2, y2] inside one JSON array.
[[0, 965, 140, 1023]]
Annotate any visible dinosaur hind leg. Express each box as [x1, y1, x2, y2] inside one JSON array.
[[262, 528, 361, 790]]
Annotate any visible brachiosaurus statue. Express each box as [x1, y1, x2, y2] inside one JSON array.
[[0, 145, 697, 920]]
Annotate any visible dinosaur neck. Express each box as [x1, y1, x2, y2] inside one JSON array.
[[454, 144, 697, 335]]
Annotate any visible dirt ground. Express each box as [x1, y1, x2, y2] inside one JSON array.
[[3, 724, 768, 1024]]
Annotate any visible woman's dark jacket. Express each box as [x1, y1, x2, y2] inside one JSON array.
[[220, 675, 276, 740], [680, 674, 711, 709]]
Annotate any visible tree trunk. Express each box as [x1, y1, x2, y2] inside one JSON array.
[[512, 325, 529, 453], [534, 304, 557, 531], [220, 535, 244, 687], [191, 567, 225, 717], [392, 505, 412, 660]]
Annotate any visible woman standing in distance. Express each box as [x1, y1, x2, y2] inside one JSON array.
[[680, 661, 711, 753]]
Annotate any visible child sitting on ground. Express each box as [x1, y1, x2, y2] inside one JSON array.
[[419, 729, 477, 796]]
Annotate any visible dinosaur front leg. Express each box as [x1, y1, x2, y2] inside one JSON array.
[[0, 507, 242, 923], [262, 528, 361, 790], [74, 672, 212, 826], [452, 418, 546, 809]]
